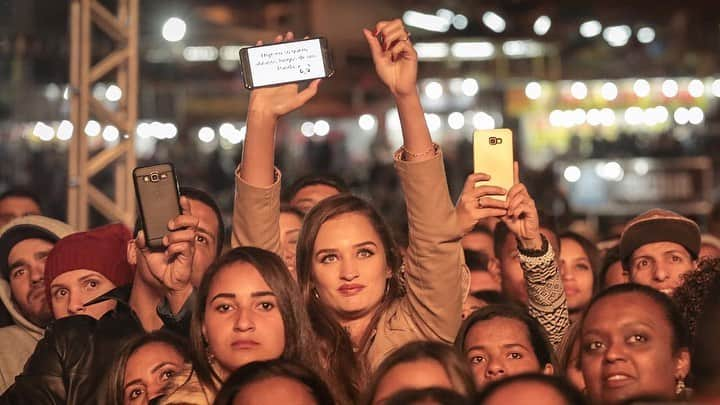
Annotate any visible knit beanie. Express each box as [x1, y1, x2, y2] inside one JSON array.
[[0, 215, 75, 279], [45, 223, 135, 302], [619, 209, 701, 270]]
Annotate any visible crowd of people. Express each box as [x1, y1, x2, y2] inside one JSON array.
[[0, 19, 719, 405]]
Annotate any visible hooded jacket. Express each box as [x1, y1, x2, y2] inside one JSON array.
[[0, 279, 44, 393]]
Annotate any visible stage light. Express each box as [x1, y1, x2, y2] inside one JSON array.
[[314, 120, 330, 137], [452, 14, 468, 30], [358, 114, 376, 131], [673, 107, 689, 125], [403, 10, 450, 33], [633, 79, 650, 97], [85, 120, 101, 137], [563, 166, 581, 183], [56, 120, 73, 141], [162, 17, 186, 42], [461, 78, 479, 96], [571, 81, 588, 100], [603, 25, 632, 47], [525, 81, 542, 100], [102, 125, 119, 142], [105, 84, 122, 102], [414, 42, 449, 60], [450, 42, 495, 59], [662, 79, 678, 97], [33, 122, 55, 141], [424, 81, 443, 99], [473, 112, 495, 130], [533, 16, 551, 36], [637, 27, 655, 44], [482, 11, 506, 33], [688, 107, 704, 124], [425, 113, 442, 132], [688, 79, 705, 98], [601, 82, 618, 101], [580, 20, 602, 38], [198, 127, 215, 143], [448, 112, 465, 129]]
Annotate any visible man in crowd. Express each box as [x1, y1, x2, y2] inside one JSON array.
[[284, 173, 349, 214], [1, 187, 223, 403], [619, 208, 700, 295], [0, 189, 42, 228], [0, 216, 75, 392]]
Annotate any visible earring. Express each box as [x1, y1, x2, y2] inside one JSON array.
[[313, 288, 320, 300], [384, 280, 390, 296], [675, 378, 686, 396]]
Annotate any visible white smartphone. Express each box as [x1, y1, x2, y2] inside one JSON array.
[[473, 129, 514, 201], [239, 37, 334, 89]]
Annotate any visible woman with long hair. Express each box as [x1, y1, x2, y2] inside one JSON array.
[[558, 231, 600, 322], [231, 21, 505, 391], [158, 247, 330, 404]]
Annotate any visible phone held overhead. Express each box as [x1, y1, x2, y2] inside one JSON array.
[[473, 129, 514, 202], [132, 163, 181, 250], [239, 37, 334, 89]]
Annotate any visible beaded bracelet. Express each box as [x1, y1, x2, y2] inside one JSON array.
[[400, 144, 437, 160]]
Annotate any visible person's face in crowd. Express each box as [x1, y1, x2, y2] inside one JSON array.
[[279, 212, 302, 279], [231, 376, 319, 405], [373, 359, 454, 404], [463, 317, 553, 388], [629, 242, 696, 295], [0, 196, 41, 227], [462, 232, 494, 258], [462, 295, 487, 321], [603, 260, 628, 289], [580, 292, 690, 404], [203, 262, 285, 377], [290, 184, 340, 214], [311, 212, 390, 321], [7, 238, 53, 326], [480, 380, 570, 405], [565, 338, 586, 393], [559, 238, 594, 314], [49, 269, 117, 320], [499, 228, 558, 304], [187, 198, 220, 287], [123, 341, 185, 404], [469, 270, 500, 294], [699, 243, 720, 260]]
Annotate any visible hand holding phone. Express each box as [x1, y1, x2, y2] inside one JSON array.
[[133, 163, 181, 250], [240, 36, 334, 89]]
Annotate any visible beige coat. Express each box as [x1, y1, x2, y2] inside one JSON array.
[[232, 148, 469, 371]]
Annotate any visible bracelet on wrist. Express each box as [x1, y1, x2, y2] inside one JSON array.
[[400, 144, 437, 160]]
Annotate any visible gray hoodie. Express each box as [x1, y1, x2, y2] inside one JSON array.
[[0, 278, 44, 393]]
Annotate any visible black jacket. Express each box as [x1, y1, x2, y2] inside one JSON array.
[[0, 285, 192, 405]]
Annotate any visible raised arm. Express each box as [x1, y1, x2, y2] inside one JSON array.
[[363, 20, 468, 343], [231, 32, 321, 252], [502, 163, 569, 348]]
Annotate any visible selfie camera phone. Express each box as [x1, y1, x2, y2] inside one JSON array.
[[473, 129, 514, 202], [239, 37, 334, 90], [132, 163, 181, 250]]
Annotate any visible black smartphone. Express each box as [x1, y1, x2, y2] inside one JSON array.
[[239, 37, 334, 90], [132, 163, 181, 250]]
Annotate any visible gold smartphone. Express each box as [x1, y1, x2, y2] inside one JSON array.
[[473, 129, 514, 201]]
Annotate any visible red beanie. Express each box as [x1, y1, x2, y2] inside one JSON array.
[[45, 223, 135, 303]]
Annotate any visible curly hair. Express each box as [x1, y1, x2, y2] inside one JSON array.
[[672, 258, 720, 345]]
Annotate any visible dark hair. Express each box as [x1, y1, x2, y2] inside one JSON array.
[[384, 388, 470, 405], [599, 243, 623, 289], [582, 283, 689, 352], [284, 173, 349, 203], [464, 249, 490, 272], [363, 341, 476, 405], [469, 224, 493, 237], [212, 359, 336, 405], [469, 290, 508, 306], [101, 330, 191, 405], [280, 203, 305, 221], [455, 304, 557, 372], [0, 187, 41, 210], [690, 263, 720, 395], [296, 193, 405, 397], [189, 247, 322, 392], [672, 258, 720, 346], [180, 187, 225, 258], [559, 231, 600, 296], [557, 322, 582, 377], [475, 374, 588, 405]]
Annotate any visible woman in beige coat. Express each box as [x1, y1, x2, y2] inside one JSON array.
[[232, 20, 511, 395]]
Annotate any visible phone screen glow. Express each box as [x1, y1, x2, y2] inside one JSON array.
[[247, 39, 326, 87]]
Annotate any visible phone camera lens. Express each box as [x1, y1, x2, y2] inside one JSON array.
[[150, 173, 160, 182]]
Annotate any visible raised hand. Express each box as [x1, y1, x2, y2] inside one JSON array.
[[456, 173, 508, 235], [363, 19, 417, 98], [248, 32, 321, 119], [136, 196, 198, 292], [501, 162, 543, 250]]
